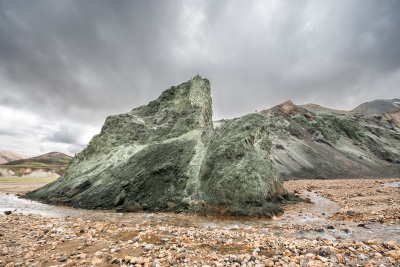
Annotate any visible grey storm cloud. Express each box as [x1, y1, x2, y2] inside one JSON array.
[[45, 125, 82, 146], [0, 0, 400, 155]]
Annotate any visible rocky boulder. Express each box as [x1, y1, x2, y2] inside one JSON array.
[[26, 75, 287, 216]]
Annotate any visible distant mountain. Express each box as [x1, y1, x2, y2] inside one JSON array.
[[4, 152, 72, 166], [0, 150, 26, 164], [262, 99, 400, 179], [0, 152, 72, 177], [300, 103, 355, 116], [352, 99, 400, 115]]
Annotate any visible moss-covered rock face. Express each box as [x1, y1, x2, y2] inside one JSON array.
[[26, 75, 287, 216]]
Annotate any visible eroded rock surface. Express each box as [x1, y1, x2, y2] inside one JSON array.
[[27, 75, 287, 216]]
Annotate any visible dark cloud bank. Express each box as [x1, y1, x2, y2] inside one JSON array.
[[0, 0, 399, 155]]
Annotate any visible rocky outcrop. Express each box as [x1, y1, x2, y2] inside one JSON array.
[[263, 100, 400, 179], [27, 75, 287, 216]]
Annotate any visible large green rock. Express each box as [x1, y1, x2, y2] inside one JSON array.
[[27, 75, 287, 216]]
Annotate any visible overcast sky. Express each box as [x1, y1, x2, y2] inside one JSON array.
[[1, 0, 399, 156]]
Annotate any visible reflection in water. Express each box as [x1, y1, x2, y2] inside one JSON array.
[[1, 192, 399, 243]]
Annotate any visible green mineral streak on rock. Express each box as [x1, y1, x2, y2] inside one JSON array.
[[26, 76, 287, 216]]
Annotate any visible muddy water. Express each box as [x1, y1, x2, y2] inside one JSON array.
[[1, 191, 399, 243]]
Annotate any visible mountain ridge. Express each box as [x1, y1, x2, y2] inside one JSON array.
[[0, 150, 26, 164], [352, 99, 400, 115], [0, 151, 72, 177], [262, 99, 400, 179]]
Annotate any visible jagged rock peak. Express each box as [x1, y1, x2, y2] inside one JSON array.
[[76, 75, 213, 159], [131, 74, 213, 128]]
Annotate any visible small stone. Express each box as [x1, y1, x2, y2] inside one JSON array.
[[228, 255, 237, 262], [110, 257, 120, 264], [215, 237, 223, 244], [336, 254, 345, 264], [151, 259, 160, 267], [144, 244, 154, 251], [359, 253, 369, 262], [306, 253, 315, 259], [24, 251, 34, 260], [318, 247, 330, 257], [347, 210, 356, 216], [4, 211, 12, 215], [58, 256, 68, 262], [374, 252, 383, 259], [316, 255, 328, 262]]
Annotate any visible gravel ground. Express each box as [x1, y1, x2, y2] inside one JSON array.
[[285, 178, 400, 224], [1, 178, 399, 267]]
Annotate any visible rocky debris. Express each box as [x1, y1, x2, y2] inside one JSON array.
[[26, 75, 287, 217], [262, 100, 400, 179], [1, 212, 400, 267]]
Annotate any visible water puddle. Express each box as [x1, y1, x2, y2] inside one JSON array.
[[278, 190, 340, 222], [383, 181, 400, 187], [1, 192, 399, 243]]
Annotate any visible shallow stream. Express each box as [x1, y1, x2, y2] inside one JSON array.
[[1, 186, 399, 243]]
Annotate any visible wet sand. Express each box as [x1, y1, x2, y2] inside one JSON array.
[[1, 178, 399, 266]]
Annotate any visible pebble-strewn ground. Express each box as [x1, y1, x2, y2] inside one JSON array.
[[1, 178, 399, 267], [285, 178, 400, 223]]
